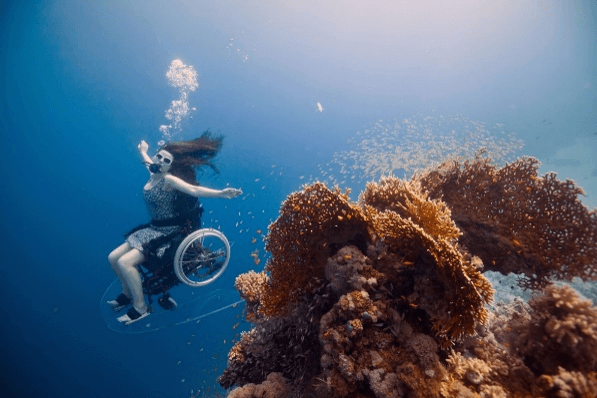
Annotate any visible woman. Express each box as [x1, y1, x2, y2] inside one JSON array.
[[107, 132, 242, 325]]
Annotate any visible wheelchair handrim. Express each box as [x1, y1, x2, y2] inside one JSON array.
[[173, 228, 231, 287]]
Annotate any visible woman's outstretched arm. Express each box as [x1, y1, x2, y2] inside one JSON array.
[[164, 174, 242, 199]]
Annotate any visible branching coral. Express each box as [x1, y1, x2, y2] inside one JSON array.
[[446, 351, 492, 386], [222, 157, 597, 398], [512, 285, 597, 375], [417, 155, 597, 289], [537, 367, 597, 398], [440, 287, 597, 398], [234, 271, 268, 320]]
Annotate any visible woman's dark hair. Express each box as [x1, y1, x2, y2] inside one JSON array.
[[161, 130, 223, 184]]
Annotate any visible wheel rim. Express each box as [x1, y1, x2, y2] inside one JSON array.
[[174, 228, 230, 287]]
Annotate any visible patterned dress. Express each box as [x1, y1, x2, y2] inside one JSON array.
[[126, 178, 184, 258]]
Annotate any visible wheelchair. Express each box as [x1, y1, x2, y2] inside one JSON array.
[[138, 226, 231, 312]]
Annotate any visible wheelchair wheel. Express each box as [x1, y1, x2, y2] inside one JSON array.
[[173, 228, 231, 287]]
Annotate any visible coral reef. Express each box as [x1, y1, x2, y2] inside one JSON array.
[[537, 367, 597, 398], [221, 157, 597, 398]]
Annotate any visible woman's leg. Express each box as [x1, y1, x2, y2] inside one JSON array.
[[115, 249, 147, 313], [108, 242, 134, 297]]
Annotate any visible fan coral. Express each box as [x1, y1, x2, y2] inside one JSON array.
[[361, 177, 494, 345], [261, 182, 369, 317], [360, 177, 461, 243], [417, 155, 597, 289]]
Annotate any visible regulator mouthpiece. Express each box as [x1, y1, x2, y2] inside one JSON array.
[[143, 162, 162, 174], [149, 163, 162, 174]]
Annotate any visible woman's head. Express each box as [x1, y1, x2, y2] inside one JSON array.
[[151, 150, 174, 174], [160, 131, 223, 183]]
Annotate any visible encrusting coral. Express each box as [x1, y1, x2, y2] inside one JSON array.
[[220, 156, 597, 398]]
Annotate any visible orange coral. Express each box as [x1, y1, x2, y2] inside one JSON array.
[[360, 176, 461, 242], [442, 288, 597, 398], [417, 156, 597, 289], [442, 302, 534, 397], [446, 351, 492, 386], [361, 177, 494, 345], [261, 182, 369, 316], [227, 330, 252, 364], [318, 286, 448, 397]]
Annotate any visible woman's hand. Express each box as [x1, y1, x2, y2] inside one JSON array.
[[220, 188, 243, 199], [138, 140, 153, 170], [138, 140, 149, 155]]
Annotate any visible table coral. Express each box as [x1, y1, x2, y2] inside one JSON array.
[[221, 156, 597, 398], [359, 177, 461, 242], [417, 156, 597, 289], [361, 177, 494, 346]]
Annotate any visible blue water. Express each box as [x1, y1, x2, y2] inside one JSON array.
[[1, 1, 596, 397]]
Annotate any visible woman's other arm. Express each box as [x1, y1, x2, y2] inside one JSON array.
[[164, 175, 242, 199]]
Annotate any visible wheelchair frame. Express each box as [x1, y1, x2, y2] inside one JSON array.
[[138, 227, 231, 307]]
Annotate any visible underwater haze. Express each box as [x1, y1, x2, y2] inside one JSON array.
[[1, 1, 596, 397]]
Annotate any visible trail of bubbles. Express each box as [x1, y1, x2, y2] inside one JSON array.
[[159, 59, 199, 141]]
